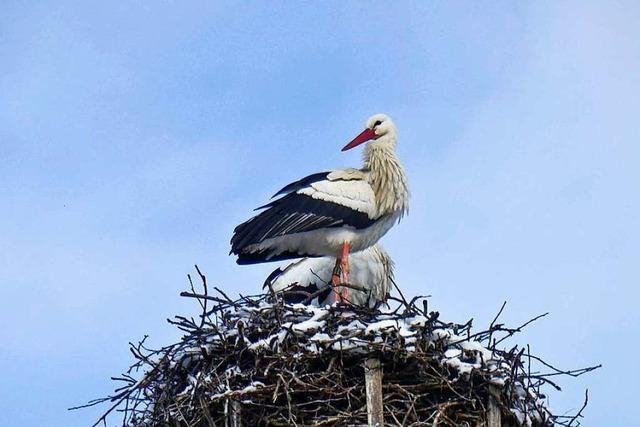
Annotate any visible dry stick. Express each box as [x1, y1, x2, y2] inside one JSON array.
[[390, 277, 410, 308], [180, 291, 233, 304], [526, 353, 602, 378], [567, 389, 589, 427], [487, 301, 507, 345], [431, 401, 457, 427], [401, 395, 418, 426], [187, 274, 206, 315], [494, 312, 549, 345], [297, 283, 366, 304], [214, 286, 236, 304], [194, 264, 209, 328]]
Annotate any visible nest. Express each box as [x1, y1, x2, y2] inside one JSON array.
[[78, 267, 599, 426]]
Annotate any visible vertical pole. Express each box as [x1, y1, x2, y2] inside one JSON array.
[[365, 358, 384, 427], [225, 399, 242, 427], [486, 385, 501, 427]]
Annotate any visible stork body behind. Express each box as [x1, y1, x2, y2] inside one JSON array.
[[265, 244, 394, 308]]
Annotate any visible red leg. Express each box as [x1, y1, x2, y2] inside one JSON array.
[[329, 242, 351, 304], [340, 242, 351, 302], [339, 242, 351, 303], [330, 253, 342, 303]]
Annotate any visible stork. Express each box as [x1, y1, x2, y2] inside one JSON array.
[[264, 244, 394, 308], [230, 113, 408, 302]]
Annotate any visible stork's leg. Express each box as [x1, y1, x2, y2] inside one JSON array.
[[330, 242, 351, 304], [330, 254, 343, 303], [339, 242, 351, 302]]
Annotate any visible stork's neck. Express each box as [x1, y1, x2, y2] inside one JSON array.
[[363, 141, 409, 218]]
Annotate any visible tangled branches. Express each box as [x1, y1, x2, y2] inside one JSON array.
[[74, 267, 600, 426]]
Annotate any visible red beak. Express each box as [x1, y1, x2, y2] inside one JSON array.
[[342, 128, 377, 151]]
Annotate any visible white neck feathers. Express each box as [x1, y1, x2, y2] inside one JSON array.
[[362, 138, 409, 218]]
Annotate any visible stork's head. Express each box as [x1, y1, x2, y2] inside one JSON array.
[[342, 113, 397, 151]]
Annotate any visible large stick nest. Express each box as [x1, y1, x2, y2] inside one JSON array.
[[78, 267, 599, 426]]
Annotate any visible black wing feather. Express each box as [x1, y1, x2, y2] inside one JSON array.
[[237, 249, 316, 265], [271, 171, 331, 198], [230, 192, 375, 257]]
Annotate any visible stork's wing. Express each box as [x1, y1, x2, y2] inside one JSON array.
[[230, 169, 377, 258], [263, 257, 333, 305]]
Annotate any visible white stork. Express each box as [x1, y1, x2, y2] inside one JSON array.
[[264, 244, 394, 308], [230, 113, 408, 301]]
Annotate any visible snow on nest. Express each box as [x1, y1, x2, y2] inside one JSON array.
[[165, 300, 552, 426], [88, 282, 599, 427], [228, 302, 502, 378]]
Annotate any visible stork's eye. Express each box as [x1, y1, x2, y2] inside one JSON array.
[[373, 120, 382, 127]]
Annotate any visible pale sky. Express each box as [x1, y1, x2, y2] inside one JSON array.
[[1, 2, 638, 426]]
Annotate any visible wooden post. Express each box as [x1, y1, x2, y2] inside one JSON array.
[[225, 399, 242, 427], [486, 385, 501, 427], [365, 358, 384, 427]]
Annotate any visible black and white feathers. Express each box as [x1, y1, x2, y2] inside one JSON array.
[[264, 244, 394, 308], [230, 114, 408, 265], [231, 169, 380, 264]]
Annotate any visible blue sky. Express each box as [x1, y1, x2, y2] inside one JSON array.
[[1, 2, 638, 426]]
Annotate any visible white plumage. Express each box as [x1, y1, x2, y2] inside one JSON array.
[[230, 114, 409, 266], [297, 178, 377, 218], [265, 244, 394, 308]]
